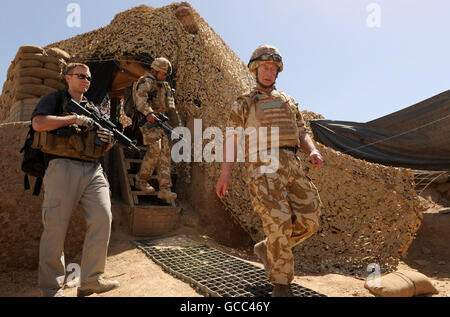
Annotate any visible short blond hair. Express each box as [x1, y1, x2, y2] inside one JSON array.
[[61, 63, 90, 86]]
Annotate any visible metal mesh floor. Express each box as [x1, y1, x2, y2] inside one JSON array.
[[135, 239, 327, 297]]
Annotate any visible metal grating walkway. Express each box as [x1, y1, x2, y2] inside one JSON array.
[[135, 239, 327, 297]]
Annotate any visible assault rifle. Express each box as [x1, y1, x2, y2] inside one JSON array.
[[68, 98, 141, 152], [138, 112, 187, 142]]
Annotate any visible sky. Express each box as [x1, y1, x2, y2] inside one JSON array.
[[1, 0, 449, 122]]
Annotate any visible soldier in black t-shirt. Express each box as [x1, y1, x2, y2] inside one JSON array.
[[32, 63, 120, 297]]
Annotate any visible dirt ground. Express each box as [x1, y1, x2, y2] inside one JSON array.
[[0, 202, 449, 298]]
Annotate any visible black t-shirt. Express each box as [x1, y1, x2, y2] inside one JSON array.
[[31, 90, 96, 119], [31, 90, 68, 119]]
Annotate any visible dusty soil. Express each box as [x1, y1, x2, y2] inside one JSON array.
[[0, 203, 448, 298]]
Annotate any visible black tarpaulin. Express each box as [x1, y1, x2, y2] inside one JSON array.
[[84, 60, 118, 105], [310, 90, 450, 171]]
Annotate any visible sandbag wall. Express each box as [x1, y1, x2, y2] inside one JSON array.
[[0, 45, 70, 123]]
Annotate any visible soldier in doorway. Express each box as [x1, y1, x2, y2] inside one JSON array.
[[133, 57, 180, 201]]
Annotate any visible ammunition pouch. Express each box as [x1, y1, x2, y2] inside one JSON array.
[[32, 130, 106, 162]]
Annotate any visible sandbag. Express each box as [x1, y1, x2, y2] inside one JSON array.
[[44, 79, 65, 91], [15, 92, 38, 100], [16, 77, 42, 85], [7, 61, 17, 76], [18, 45, 44, 55], [45, 47, 70, 60], [364, 269, 439, 297], [16, 60, 43, 69], [19, 53, 60, 65], [44, 62, 61, 72], [17, 84, 56, 97], [21, 97, 41, 104], [17, 68, 60, 80]]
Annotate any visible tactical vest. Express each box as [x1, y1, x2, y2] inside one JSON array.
[[32, 94, 107, 162], [133, 74, 175, 115], [239, 89, 300, 159]]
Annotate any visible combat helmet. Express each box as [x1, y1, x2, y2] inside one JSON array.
[[248, 45, 284, 75], [151, 57, 173, 75]]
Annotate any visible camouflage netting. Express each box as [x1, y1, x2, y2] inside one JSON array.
[[0, 46, 70, 123], [0, 3, 423, 274]]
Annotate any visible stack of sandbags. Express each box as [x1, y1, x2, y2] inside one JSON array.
[[0, 62, 19, 122], [0, 45, 70, 122], [13, 45, 69, 100]]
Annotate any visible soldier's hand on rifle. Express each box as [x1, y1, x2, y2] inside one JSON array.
[[146, 113, 160, 124], [96, 127, 114, 144], [75, 114, 95, 130]]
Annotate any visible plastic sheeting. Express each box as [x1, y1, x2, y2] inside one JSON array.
[[310, 90, 450, 171]]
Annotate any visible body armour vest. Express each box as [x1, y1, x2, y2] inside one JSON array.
[[133, 74, 175, 115], [238, 89, 300, 160], [32, 92, 107, 162]]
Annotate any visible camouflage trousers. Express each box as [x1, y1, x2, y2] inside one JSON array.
[[138, 126, 172, 190], [248, 149, 321, 285]]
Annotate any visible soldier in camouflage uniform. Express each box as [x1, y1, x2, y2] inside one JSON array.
[[216, 45, 324, 297], [133, 57, 180, 201]]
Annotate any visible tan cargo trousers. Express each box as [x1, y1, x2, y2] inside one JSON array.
[[248, 149, 321, 285], [38, 158, 112, 296], [138, 126, 172, 190]]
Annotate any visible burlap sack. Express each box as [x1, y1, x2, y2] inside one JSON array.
[[7, 60, 17, 76], [44, 79, 65, 91], [15, 92, 38, 100], [45, 47, 70, 60], [17, 84, 56, 97], [19, 53, 60, 65], [16, 60, 43, 69], [44, 62, 61, 72], [21, 97, 41, 104], [16, 77, 42, 85], [17, 68, 60, 80], [364, 269, 439, 297], [18, 45, 44, 55]]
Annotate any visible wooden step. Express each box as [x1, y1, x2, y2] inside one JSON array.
[[128, 174, 158, 185], [125, 158, 143, 164], [124, 158, 143, 170], [131, 190, 176, 206]]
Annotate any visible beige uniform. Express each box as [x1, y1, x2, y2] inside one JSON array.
[[134, 73, 179, 191], [228, 87, 321, 285]]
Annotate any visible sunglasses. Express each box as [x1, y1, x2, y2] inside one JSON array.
[[248, 53, 282, 66], [67, 73, 92, 82]]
